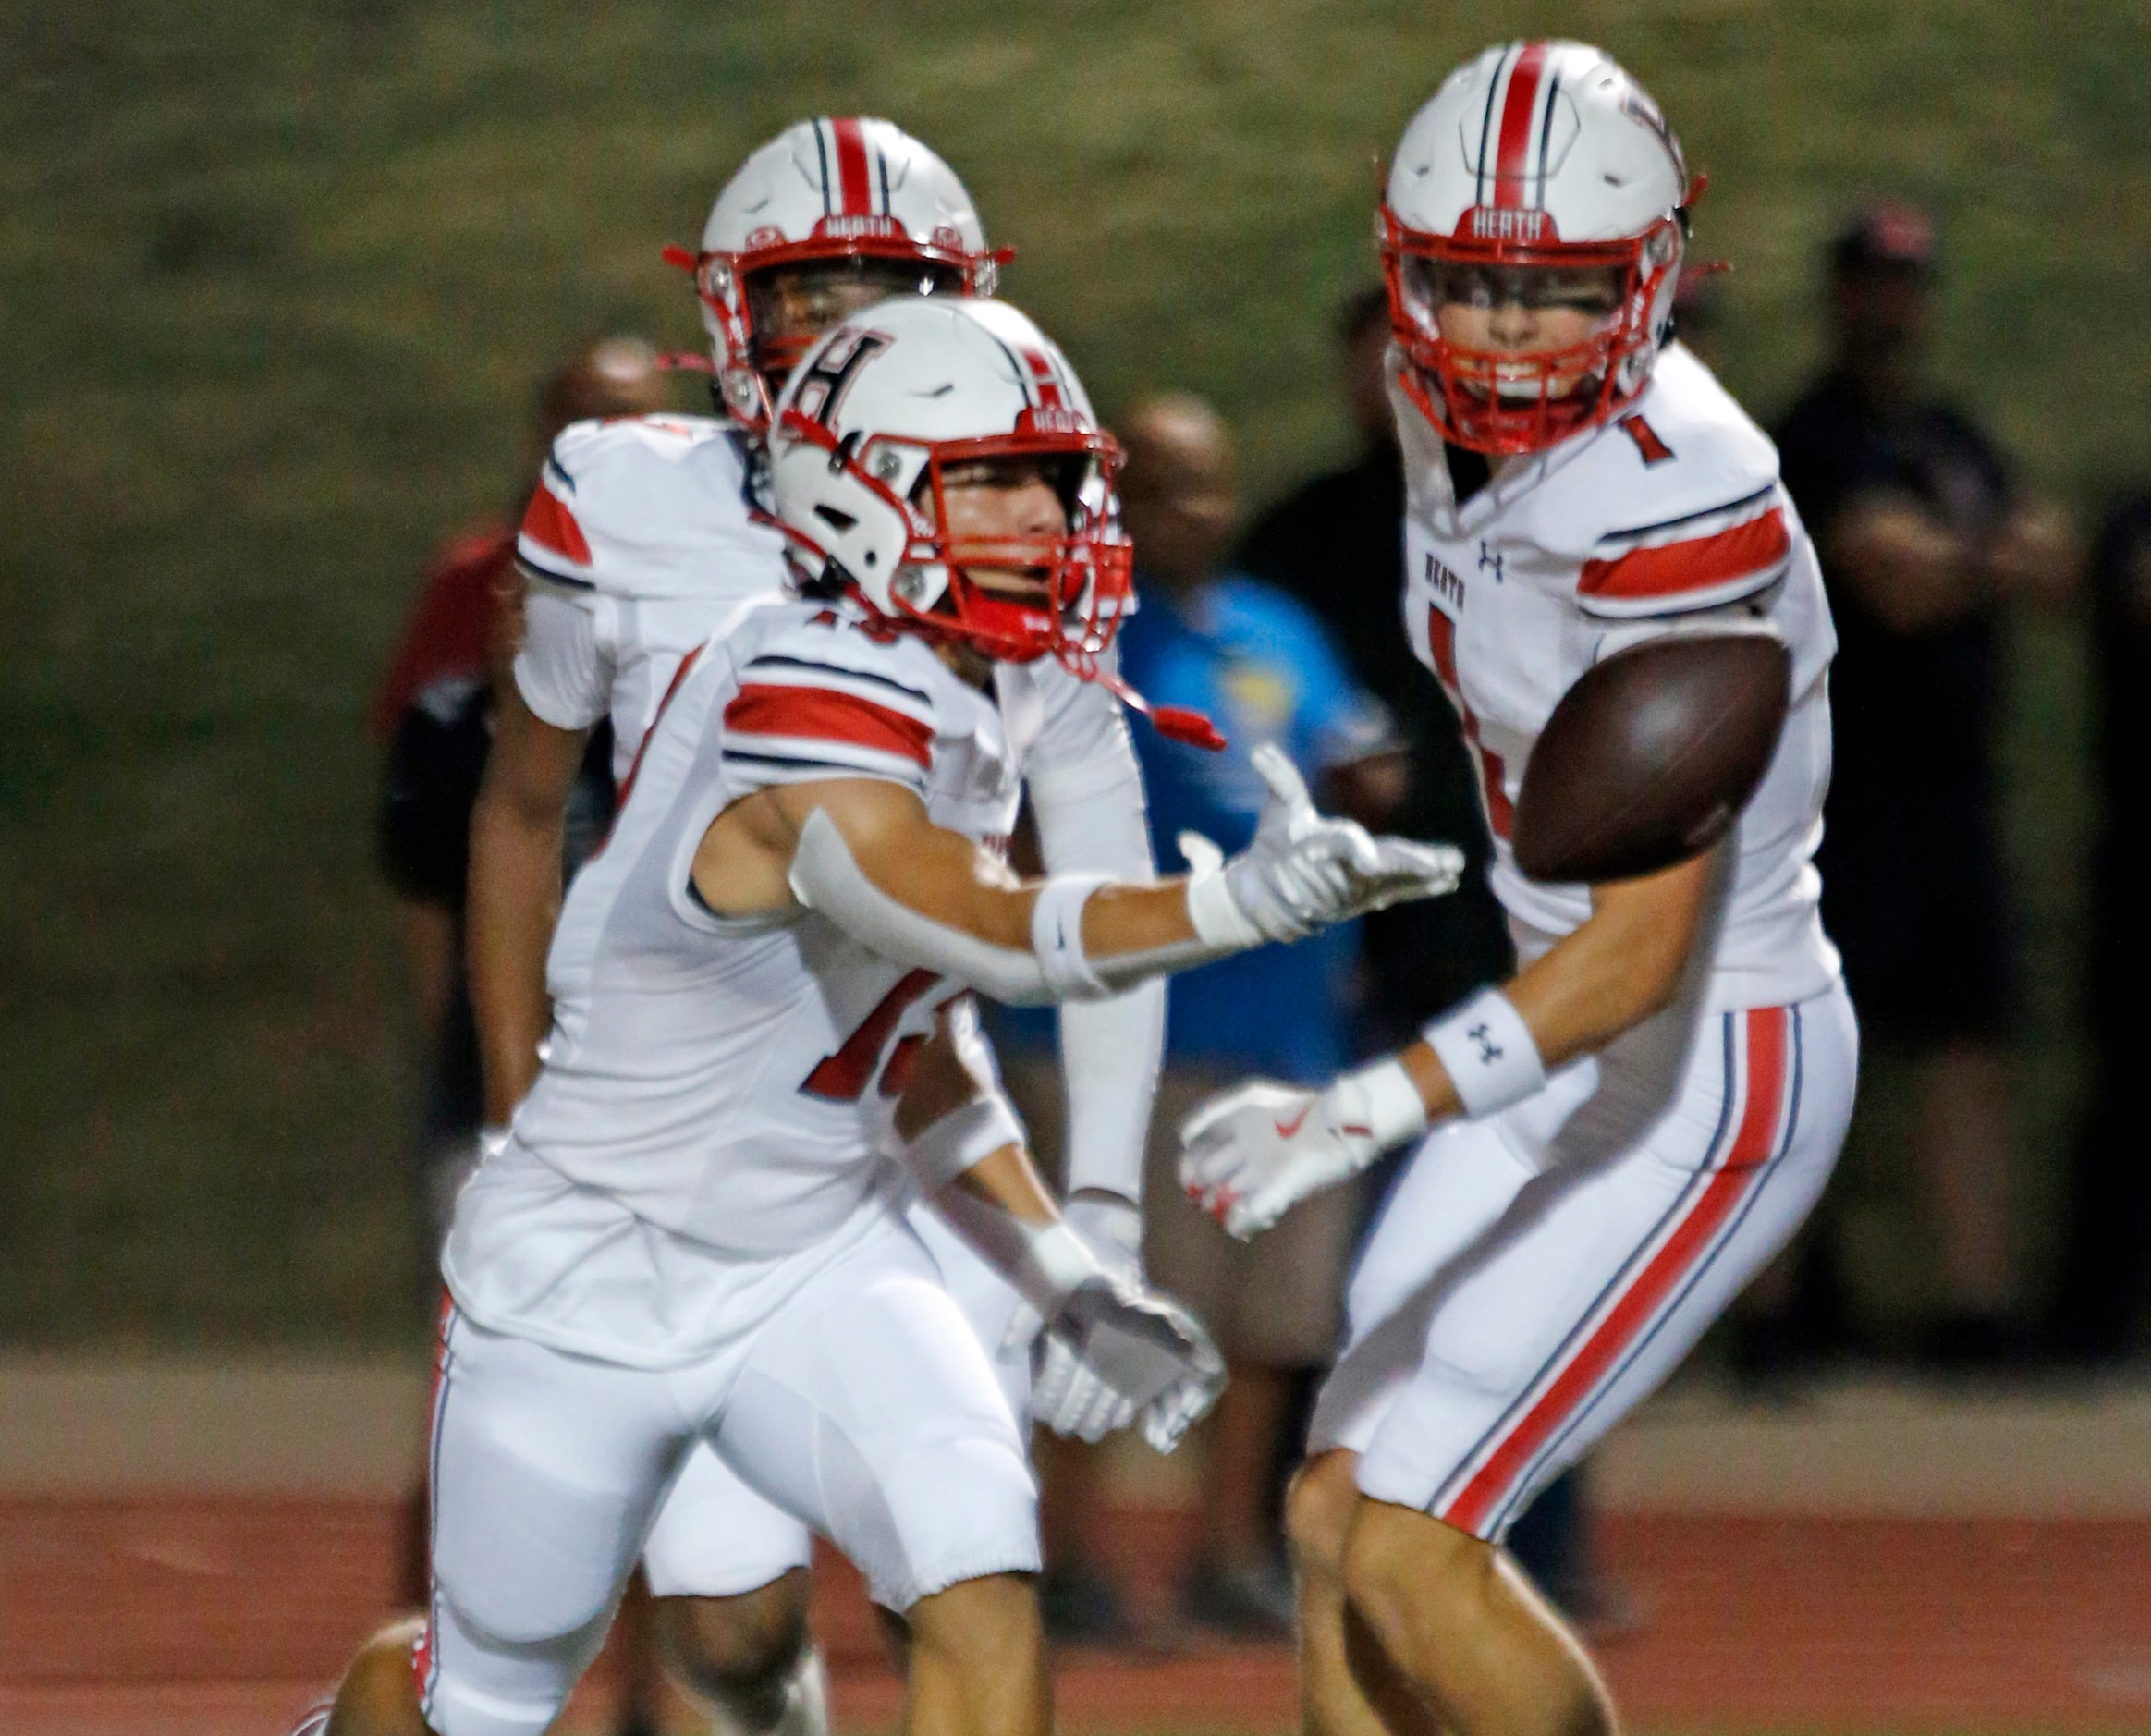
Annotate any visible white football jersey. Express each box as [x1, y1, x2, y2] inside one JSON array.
[[1397, 344, 1840, 1010], [513, 414, 788, 781], [521, 598, 1019, 1246]]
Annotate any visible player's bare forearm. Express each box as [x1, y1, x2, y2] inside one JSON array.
[[948, 1141, 1059, 1226], [703, 776, 1207, 960], [1399, 850, 1715, 1119], [467, 686, 591, 1123]]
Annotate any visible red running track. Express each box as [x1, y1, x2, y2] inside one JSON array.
[[6, 1498, 2151, 1731]]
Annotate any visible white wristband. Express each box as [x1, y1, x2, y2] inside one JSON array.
[[1423, 987, 1546, 1119], [1031, 874, 1112, 999], [1332, 1057, 1430, 1153], [902, 1093, 1027, 1191], [1183, 857, 1263, 950]]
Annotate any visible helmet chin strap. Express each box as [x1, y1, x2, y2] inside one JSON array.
[[1091, 665, 1228, 752]]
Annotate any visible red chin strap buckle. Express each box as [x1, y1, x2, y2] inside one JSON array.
[[1149, 704, 1228, 752], [1095, 667, 1228, 752]]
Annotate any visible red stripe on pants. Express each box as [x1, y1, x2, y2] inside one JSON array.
[[1442, 1007, 1790, 1534]]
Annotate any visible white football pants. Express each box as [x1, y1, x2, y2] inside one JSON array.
[[1313, 983, 1856, 1537], [638, 1203, 1031, 1602], [414, 1220, 1037, 1736]]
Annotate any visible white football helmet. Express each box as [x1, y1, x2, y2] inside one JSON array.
[[767, 298, 1131, 672], [668, 117, 1007, 431], [1382, 41, 1694, 454]]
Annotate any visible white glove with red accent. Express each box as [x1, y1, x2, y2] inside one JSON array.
[[1179, 1059, 1430, 1240]]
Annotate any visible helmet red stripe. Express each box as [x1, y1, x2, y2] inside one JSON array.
[[1021, 348, 1066, 410], [1493, 41, 1549, 208], [829, 117, 874, 217]]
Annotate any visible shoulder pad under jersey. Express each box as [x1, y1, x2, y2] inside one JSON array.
[[717, 602, 977, 793], [1535, 348, 1794, 618], [516, 414, 787, 604]]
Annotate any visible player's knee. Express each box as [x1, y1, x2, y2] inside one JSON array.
[[1341, 1498, 1484, 1636], [655, 1573, 812, 1704], [327, 1619, 430, 1735], [1285, 1449, 1363, 1586], [904, 1571, 1040, 1670]]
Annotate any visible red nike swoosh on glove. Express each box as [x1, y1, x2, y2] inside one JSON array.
[[1274, 1105, 1313, 1138]]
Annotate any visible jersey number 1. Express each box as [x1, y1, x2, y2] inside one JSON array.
[[1425, 606, 1514, 839]]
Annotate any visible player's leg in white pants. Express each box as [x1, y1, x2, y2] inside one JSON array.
[[641, 1449, 825, 1736], [1320, 988, 1857, 1531], [418, 1220, 1042, 1736], [1290, 986, 1856, 1736], [708, 1222, 1040, 1612], [416, 1314, 691, 1736]]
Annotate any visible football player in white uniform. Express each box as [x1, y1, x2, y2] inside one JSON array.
[[463, 119, 1167, 1736], [312, 296, 1462, 1736], [1179, 43, 1856, 1736]]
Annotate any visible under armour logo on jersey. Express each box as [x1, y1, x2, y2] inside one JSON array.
[[1468, 1022, 1504, 1064], [790, 329, 890, 429], [1478, 542, 1505, 582]]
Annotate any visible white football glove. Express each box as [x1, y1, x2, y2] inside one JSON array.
[[1184, 744, 1465, 947], [1179, 1062, 1424, 1240], [1007, 1209, 1226, 1453], [1031, 1193, 1146, 1443]]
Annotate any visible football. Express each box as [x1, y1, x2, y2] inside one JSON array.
[[1512, 632, 1793, 884]]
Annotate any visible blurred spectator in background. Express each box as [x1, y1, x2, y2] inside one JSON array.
[[373, 337, 666, 1244], [1051, 392, 1398, 1639], [1234, 291, 1612, 1629], [372, 338, 669, 1734], [1670, 267, 1727, 371], [2051, 496, 2151, 1364], [1766, 203, 2080, 1371]]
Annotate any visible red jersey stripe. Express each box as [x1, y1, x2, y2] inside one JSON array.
[[1442, 1007, 1790, 1534], [725, 682, 935, 769], [1493, 42, 1549, 207], [519, 484, 593, 567], [1578, 506, 1791, 601], [830, 117, 873, 217]]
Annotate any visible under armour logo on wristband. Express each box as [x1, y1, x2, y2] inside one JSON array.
[[1469, 1023, 1503, 1063]]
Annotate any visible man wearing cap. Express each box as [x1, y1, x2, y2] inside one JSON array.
[[1764, 202, 2078, 1371]]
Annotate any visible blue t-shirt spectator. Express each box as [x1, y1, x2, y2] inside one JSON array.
[[1118, 571, 1394, 1082]]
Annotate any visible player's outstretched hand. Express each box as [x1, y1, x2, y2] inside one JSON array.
[[1182, 745, 1465, 946], [1179, 1072, 1392, 1240]]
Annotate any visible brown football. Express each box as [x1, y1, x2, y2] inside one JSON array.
[[1512, 633, 1792, 884]]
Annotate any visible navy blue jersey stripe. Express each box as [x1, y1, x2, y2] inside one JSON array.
[[722, 747, 923, 777], [1599, 482, 1778, 543], [739, 653, 934, 710], [544, 451, 576, 494], [514, 551, 596, 590]]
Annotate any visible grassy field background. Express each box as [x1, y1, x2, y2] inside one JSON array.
[[3, 2, 2147, 1346]]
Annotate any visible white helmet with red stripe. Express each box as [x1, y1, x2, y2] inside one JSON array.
[[766, 297, 1131, 672], [1383, 41, 1693, 454], [676, 117, 1007, 432]]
